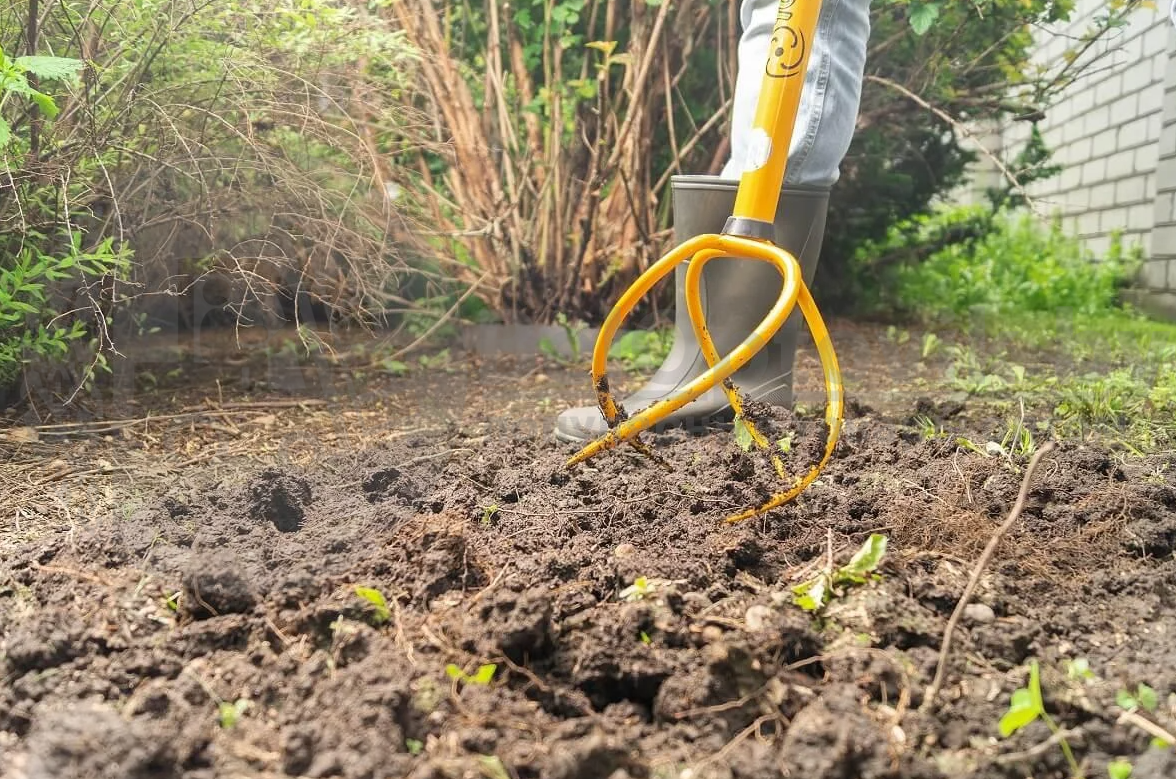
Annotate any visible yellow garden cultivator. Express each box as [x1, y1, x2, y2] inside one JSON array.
[[565, 0, 844, 523]]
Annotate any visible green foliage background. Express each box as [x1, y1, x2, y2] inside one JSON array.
[[0, 0, 1158, 403]]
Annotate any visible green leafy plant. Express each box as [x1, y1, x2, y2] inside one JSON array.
[[921, 332, 941, 359], [417, 349, 453, 371], [1116, 683, 1159, 714], [857, 204, 1138, 324], [1107, 758, 1133, 779], [1056, 367, 1176, 451], [733, 418, 755, 453], [912, 415, 944, 440], [217, 698, 249, 729], [445, 663, 497, 686], [792, 534, 888, 613], [608, 329, 673, 373], [0, 45, 82, 147], [619, 576, 656, 602], [1064, 657, 1096, 682], [539, 312, 589, 366], [380, 357, 410, 377], [907, 0, 941, 35], [0, 235, 129, 396], [618, 575, 681, 603], [2, 0, 434, 405], [478, 755, 511, 779], [354, 586, 391, 625], [818, 0, 1150, 312], [886, 326, 912, 345], [999, 660, 1082, 777], [405, 738, 424, 756]]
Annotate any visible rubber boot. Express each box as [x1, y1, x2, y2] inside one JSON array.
[[554, 174, 829, 443]]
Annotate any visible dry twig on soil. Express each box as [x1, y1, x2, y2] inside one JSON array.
[[922, 440, 1057, 710], [1117, 709, 1176, 746], [31, 400, 328, 437], [993, 727, 1087, 766]]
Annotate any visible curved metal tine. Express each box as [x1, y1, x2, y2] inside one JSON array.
[[568, 236, 802, 466]]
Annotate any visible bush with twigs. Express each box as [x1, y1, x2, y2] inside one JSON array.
[[1, 0, 429, 401], [391, 0, 1152, 323], [0, 0, 1154, 404]]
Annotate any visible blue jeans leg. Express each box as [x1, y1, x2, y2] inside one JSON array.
[[721, 0, 872, 188]]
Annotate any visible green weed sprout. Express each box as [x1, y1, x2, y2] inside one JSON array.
[[922, 332, 941, 359], [792, 534, 888, 613], [1107, 758, 1132, 779], [539, 312, 586, 365], [479, 755, 511, 779], [608, 329, 673, 372], [354, 586, 391, 624], [380, 357, 409, 376], [1064, 657, 1095, 682], [620, 576, 656, 602], [218, 699, 249, 729], [445, 663, 497, 686], [1116, 684, 1158, 714], [999, 660, 1082, 777]]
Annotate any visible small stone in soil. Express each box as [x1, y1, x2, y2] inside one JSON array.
[[963, 603, 995, 624], [744, 604, 774, 632]]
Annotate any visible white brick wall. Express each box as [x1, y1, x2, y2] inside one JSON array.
[[1152, 27, 1176, 302], [955, 1, 1176, 305]]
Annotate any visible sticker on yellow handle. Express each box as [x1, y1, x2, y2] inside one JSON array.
[[565, 234, 844, 524]]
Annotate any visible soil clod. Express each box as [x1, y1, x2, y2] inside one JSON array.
[[181, 550, 257, 618], [248, 467, 312, 532], [17, 702, 177, 779]]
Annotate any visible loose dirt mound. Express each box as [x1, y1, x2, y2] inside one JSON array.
[[2, 415, 1175, 779]]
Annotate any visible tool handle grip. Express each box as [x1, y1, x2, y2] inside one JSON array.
[[727, 0, 823, 236]]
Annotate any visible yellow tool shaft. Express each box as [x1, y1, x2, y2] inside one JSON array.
[[731, 0, 823, 228]]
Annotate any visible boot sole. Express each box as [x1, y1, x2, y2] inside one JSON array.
[[552, 407, 737, 445]]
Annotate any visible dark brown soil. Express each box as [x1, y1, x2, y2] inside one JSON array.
[[3, 317, 1176, 779], [3, 394, 1176, 778]]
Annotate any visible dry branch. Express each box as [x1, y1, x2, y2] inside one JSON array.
[[386, 0, 731, 323], [865, 75, 1043, 217]]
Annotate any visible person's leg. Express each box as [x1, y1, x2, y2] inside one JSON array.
[[554, 0, 871, 444], [724, 0, 870, 187]]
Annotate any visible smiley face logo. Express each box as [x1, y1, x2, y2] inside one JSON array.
[[765, 23, 805, 79]]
